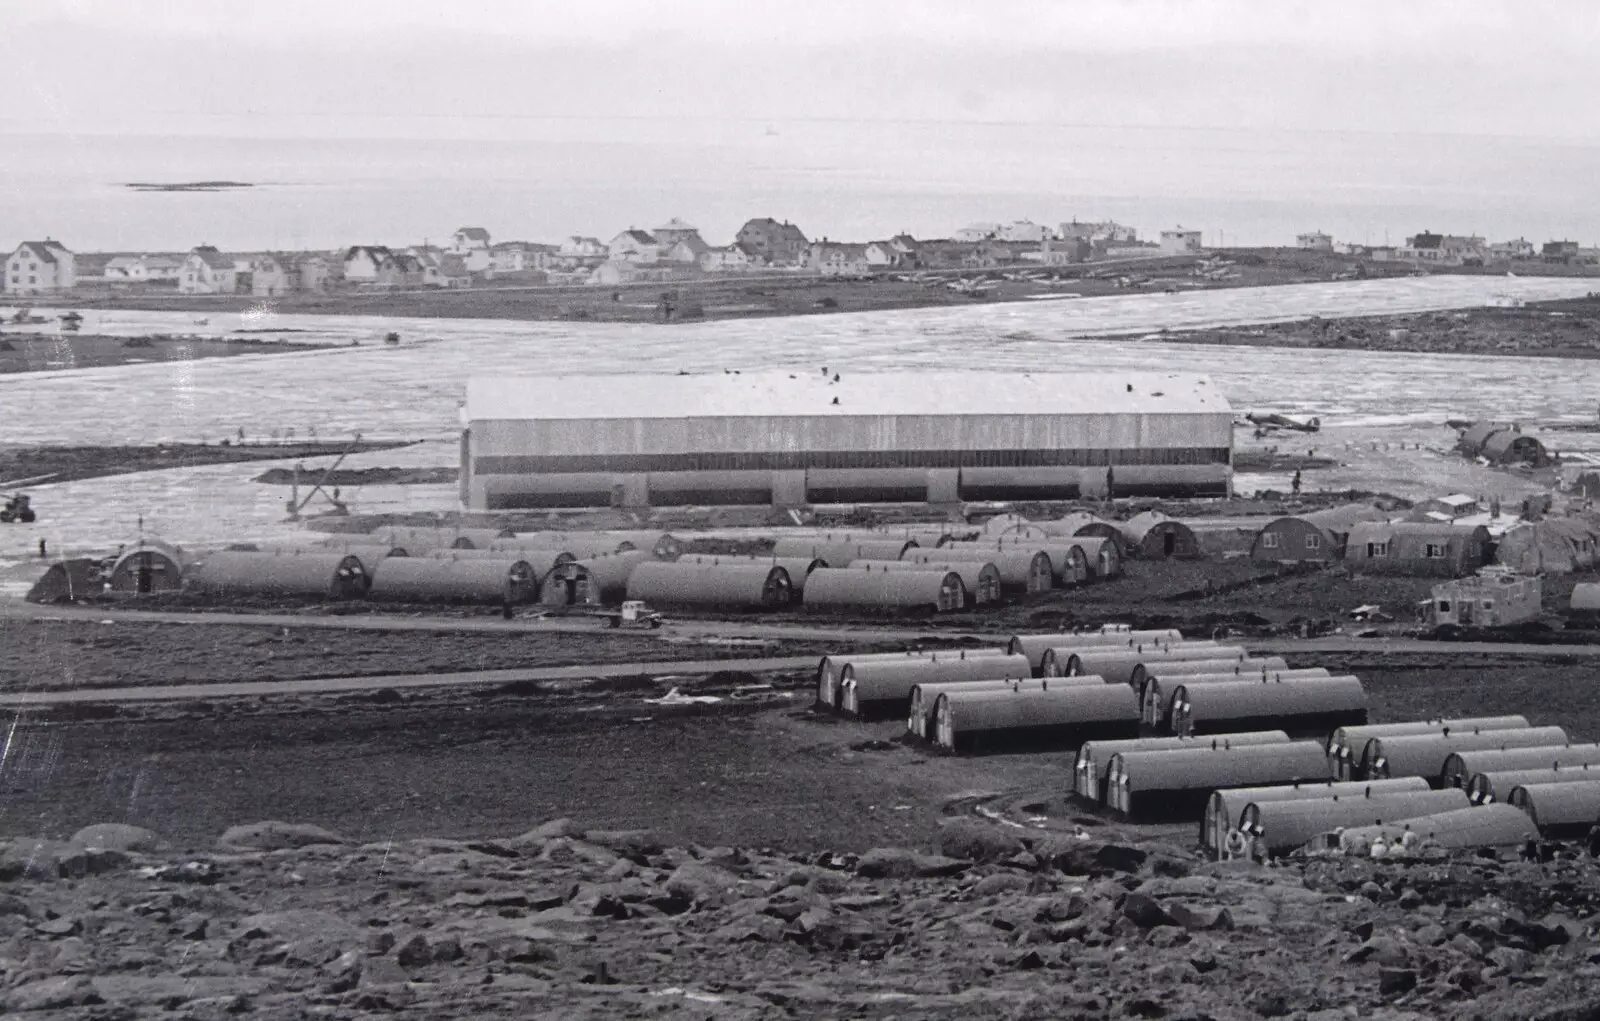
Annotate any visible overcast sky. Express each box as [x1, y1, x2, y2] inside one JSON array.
[[4, 1, 1598, 141]]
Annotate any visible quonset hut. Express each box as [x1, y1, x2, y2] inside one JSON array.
[[459, 371, 1233, 509]]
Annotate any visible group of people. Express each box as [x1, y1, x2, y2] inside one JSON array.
[[1222, 821, 1600, 862]]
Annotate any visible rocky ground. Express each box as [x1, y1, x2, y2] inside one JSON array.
[[3, 815, 1600, 1020], [0, 442, 415, 487], [0, 334, 327, 375]]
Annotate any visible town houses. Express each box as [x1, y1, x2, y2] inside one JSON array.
[[5, 216, 1597, 297]]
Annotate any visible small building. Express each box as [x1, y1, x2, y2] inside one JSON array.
[[5, 240, 77, 294], [608, 230, 660, 264], [1488, 238, 1535, 260], [1495, 517, 1600, 574], [808, 242, 871, 276], [652, 218, 703, 250], [1412, 494, 1480, 521], [1118, 511, 1201, 560], [953, 223, 1002, 242], [1059, 220, 1137, 244], [997, 220, 1051, 243], [554, 236, 607, 269], [864, 242, 903, 268], [342, 245, 395, 283], [1250, 505, 1389, 564], [1296, 231, 1333, 251], [1344, 521, 1492, 577], [179, 246, 239, 294], [1040, 238, 1090, 266], [735, 218, 809, 267], [664, 236, 711, 264], [699, 244, 762, 272], [1426, 569, 1542, 629], [1543, 240, 1581, 264], [1159, 228, 1203, 255], [451, 227, 491, 255]]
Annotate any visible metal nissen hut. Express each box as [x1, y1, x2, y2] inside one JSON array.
[[1106, 740, 1332, 821], [845, 559, 1002, 607], [1008, 628, 1182, 675], [834, 652, 1032, 719], [677, 555, 825, 593], [1202, 777, 1430, 859], [1508, 780, 1600, 839], [625, 561, 793, 610], [107, 538, 186, 595], [1075, 731, 1292, 806], [1118, 511, 1201, 560], [184, 551, 370, 599], [1327, 716, 1530, 779], [905, 547, 1054, 593], [1440, 743, 1600, 790], [1467, 764, 1600, 805], [460, 371, 1234, 509], [814, 648, 1011, 709], [1170, 676, 1368, 737], [1240, 787, 1470, 857], [369, 556, 540, 604], [932, 683, 1139, 754], [1344, 521, 1492, 577], [1250, 505, 1390, 564], [802, 566, 966, 614], [1358, 725, 1569, 781], [1327, 803, 1534, 855]]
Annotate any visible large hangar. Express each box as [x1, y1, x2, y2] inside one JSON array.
[[461, 371, 1233, 509]]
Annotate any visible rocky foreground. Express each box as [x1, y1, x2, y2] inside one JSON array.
[[3, 820, 1600, 1020]]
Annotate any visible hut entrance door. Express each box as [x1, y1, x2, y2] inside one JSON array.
[[1163, 532, 1177, 557], [135, 553, 154, 594]]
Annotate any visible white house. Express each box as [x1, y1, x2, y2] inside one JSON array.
[[699, 245, 760, 272], [864, 242, 903, 268], [558, 236, 606, 259], [1159, 228, 1204, 255], [178, 246, 238, 294], [488, 242, 530, 274], [653, 218, 703, 250], [664, 236, 710, 264], [997, 220, 1051, 243], [809, 242, 871, 276], [451, 227, 490, 254], [953, 223, 1002, 243], [608, 230, 660, 264], [343, 245, 395, 282], [5, 241, 76, 294]]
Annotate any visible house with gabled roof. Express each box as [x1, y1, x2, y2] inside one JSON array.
[[343, 245, 396, 283], [735, 218, 809, 267], [807, 241, 871, 276], [178, 245, 238, 294], [608, 229, 660, 264], [699, 244, 763, 272], [5, 240, 76, 293], [653, 218, 703, 250], [664, 235, 711, 264]]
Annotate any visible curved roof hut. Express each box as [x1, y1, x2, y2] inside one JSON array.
[[1326, 716, 1529, 779], [185, 551, 369, 600], [835, 652, 1031, 720], [1440, 743, 1600, 790], [1060, 537, 1121, 579], [1038, 512, 1113, 538], [772, 536, 917, 566], [845, 559, 1001, 607], [1119, 511, 1201, 560], [906, 547, 1053, 593], [1498, 520, 1600, 575], [678, 554, 826, 591], [1456, 420, 1506, 456], [908, 675, 1102, 740], [1009, 629, 1182, 675], [1574, 582, 1600, 614], [1106, 740, 1332, 821], [1170, 676, 1368, 738], [625, 560, 792, 610], [107, 539, 186, 595], [1250, 516, 1341, 564], [945, 539, 1094, 585], [1075, 731, 1292, 806], [803, 566, 965, 615], [1329, 803, 1534, 855], [1345, 521, 1492, 577], [1357, 725, 1569, 780], [1240, 788, 1470, 857], [27, 559, 106, 604], [371, 526, 511, 551], [1140, 663, 1313, 729], [312, 540, 409, 561], [1202, 777, 1429, 859], [571, 550, 653, 604], [370, 557, 540, 604], [981, 513, 1042, 538], [1071, 518, 1125, 546], [539, 561, 596, 606], [814, 648, 1011, 709], [1509, 780, 1600, 839], [1481, 428, 1550, 467], [1467, 764, 1600, 805], [1057, 642, 1237, 683], [1127, 652, 1280, 690], [932, 683, 1139, 754]]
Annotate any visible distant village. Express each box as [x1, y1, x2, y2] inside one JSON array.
[[4, 217, 1599, 298]]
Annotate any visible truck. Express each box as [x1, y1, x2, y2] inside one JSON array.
[[601, 600, 664, 629]]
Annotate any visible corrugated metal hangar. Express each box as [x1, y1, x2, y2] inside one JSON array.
[[460, 370, 1233, 509]]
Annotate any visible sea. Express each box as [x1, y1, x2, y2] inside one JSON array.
[[4, 120, 1600, 251]]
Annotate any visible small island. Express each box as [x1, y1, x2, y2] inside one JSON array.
[[123, 181, 256, 193]]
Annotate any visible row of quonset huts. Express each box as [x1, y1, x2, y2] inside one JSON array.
[[108, 519, 1134, 609], [814, 627, 1600, 859]]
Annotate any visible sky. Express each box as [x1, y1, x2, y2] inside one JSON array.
[[4, 0, 1598, 142]]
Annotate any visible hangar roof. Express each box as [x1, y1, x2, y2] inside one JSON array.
[[467, 372, 1230, 421]]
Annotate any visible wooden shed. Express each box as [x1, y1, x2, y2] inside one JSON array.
[[1106, 740, 1333, 821], [1240, 788, 1471, 857], [1344, 521, 1492, 577], [1170, 676, 1368, 737], [625, 561, 793, 610], [1118, 511, 1201, 560], [1201, 777, 1429, 859], [184, 551, 369, 599], [106, 539, 185, 595], [1327, 716, 1529, 779], [1509, 780, 1600, 839], [931, 683, 1139, 754], [370, 556, 540, 604], [834, 652, 1032, 719], [1358, 725, 1570, 781], [802, 566, 966, 614], [1074, 731, 1292, 805]]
